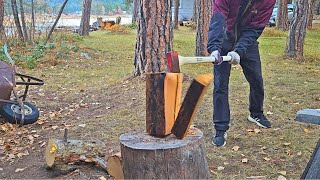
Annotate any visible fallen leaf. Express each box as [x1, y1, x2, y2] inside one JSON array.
[[223, 162, 229, 165], [297, 152, 302, 156], [37, 120, 45, 125], [283, 143, 291, 146], [99, 176, 107, 180], [27, 135, 34, 141], [40, 142, 46, 148], [277, 175, 287, 180], [242, 158, 248, 163], [266, 111, 274, 115], [51, 125, 58, 130], [79, 124, 86, 128], [293, 102, 300, 105], [4, 144, 11, 151], [8, 154, 15, 159], [132, 98, 136, 100], [272, 96, 277, 100], [278, 171, 287, 176], [106, 106, 111, 110], [33, 134, 40, 138], [261, 146, 267, 150], [303, 128, 310, 133], [217, 166, 225, 171], [264, 157, 271, 161], [254, 129, 262, 134], [0, 168, 3, 171], [15, 168, 26, 173], [247, 129, 254, 132], [232, 146, 240, 151], [247, 176, 266, 179], [273, 128, 281, 131]]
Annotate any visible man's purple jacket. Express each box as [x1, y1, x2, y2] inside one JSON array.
[[207, 0, 276, 57]]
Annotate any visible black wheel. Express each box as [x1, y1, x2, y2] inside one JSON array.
[[0, 102, 39, 125]]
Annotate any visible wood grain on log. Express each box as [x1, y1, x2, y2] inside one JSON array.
[[172, 74, 213, 139], [107, 153, 124, 179], [120, 128, 210, 179], [146, 73, 183, 137]]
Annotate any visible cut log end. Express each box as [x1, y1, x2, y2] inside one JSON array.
[[45, 138, 58, 167], [107, 155, 124, 179]]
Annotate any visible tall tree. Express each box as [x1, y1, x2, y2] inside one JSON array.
[[134, 0, 173, 76], [173, 0, 180, 29], [316, 0, 320, 15], [31, 0, 35, 41], [195, 0, 212, 56], [276, 0, 289, 30], [19, 0, 28, 41], [307, 0, 315, 29], [286, 0, 309, 60], [79, 0, 92, 36], [0, 0, 5, 39], [132, 0, 139, 23], [44, 0, 68, 45], [11, 0, 24, 41]]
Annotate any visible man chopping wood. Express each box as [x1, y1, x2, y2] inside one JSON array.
[[207, 0, 276, 147]]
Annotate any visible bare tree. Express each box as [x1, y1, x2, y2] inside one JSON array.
[[134, 0, 173, 75], [132, 0, 140, 23], [79, 0, 92, 36], [31, 0, 35, 41], [276, 0, 289, 30], [19, 0, 28, 41], [173, 0, 180, 29], [44, 0, 68, 45], [286, 0, 309, 60], [307, 0, 315, 28], [0, 0, 5, 39], [195, 0, 212, 56], [11, 0, 24, 41]]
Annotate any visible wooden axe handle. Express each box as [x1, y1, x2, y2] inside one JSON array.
[[178, 56, 231, 66]]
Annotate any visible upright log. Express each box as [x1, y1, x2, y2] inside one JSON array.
[[146, 73, 183, 137], [172, 74, 213, 139], [120, 127, 210, 179]]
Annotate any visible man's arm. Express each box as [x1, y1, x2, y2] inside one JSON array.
[[233, 1, 276, 57], [207, 0, 230, 54]]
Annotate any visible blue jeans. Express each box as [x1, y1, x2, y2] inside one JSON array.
[[213, 41, 264, 131]]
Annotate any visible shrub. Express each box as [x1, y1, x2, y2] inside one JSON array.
[[106, 24, 129, 34]]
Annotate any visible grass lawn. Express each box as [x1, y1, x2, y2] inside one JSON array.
[[0, 26, 319, 179]]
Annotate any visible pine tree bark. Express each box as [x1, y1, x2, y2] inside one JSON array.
[[173, 0, 180, 29], [0, 0, 5, 39], [132, 0, 140, 23], [286, 0, 309, 60], [134, 0, 173, 75], [276, 0, 289, 30], [195, 0, 212, 56], [11, 0, 24, 41], [192, 0, 197, 22], [79, 0, 92, 36], [307, 0, 315, 29], [316, 0, 320, 15], [44, 0, 68, 45], [19, 0, 29, 41]]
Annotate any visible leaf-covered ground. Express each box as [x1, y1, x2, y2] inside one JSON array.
[[0, 26, 320, 179]]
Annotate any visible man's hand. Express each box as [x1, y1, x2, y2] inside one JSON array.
[[211, 50, 223, 65], [227, 51, 240, 65]]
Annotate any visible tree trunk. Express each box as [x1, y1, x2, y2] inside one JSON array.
[[173, 0, 180, 29], [132, 0, 140, 23], [276, 0, 289, 30], [31, 0, 35, 41], [307, 0, 315, 29], [0, 0, 5, 39], [120, 128, 210, 179], [19, 0, 29, 41], [195, 0, 212, 56], [192, 0, 197, 22], [11, 0, 24, 41], [286, 0, 309, 60], [43, 0, 68, 45], [79, 0, 92, 36], [134, 0, 173, 76], [316, 0, 320, 15]]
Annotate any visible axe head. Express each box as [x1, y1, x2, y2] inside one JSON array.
[[166, 51, 180, 73]]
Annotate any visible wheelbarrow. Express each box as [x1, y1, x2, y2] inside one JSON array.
[[0, 44, 44, 126]]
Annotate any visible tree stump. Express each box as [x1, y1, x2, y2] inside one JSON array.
[[120, 127, 210, 179]]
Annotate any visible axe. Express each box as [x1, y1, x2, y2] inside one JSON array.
[[166, 51, 232, 73]]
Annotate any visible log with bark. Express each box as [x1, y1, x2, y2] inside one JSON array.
[[120, 127, 210, 179], [146, 73, 183, 137], [45, 138, 107, 169], [172, 74, 213, 139]]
